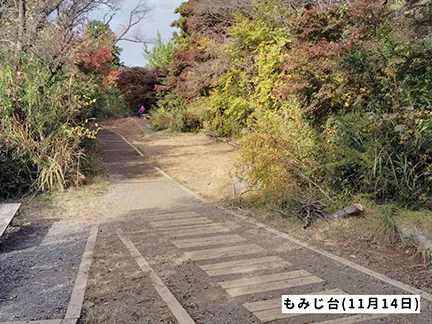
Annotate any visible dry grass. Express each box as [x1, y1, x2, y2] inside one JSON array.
[[397, 209, 432, 239], [20, 176, 109, 224]]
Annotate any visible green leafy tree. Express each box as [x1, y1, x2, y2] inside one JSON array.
[[143, 32, 176, 68]]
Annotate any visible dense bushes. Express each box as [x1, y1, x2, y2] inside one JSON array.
[[0, 17, 126, 200], [0, 57, 102, 200], [0, 145, 35, 200], [281, 1, 432, 207], [153, 0, 432, 210], [151, 94, 210, 132], [209, 10, 290, 136], [238, 101, 316, 201]]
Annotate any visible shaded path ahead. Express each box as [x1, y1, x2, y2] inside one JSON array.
[[82, 129, 432, 324]]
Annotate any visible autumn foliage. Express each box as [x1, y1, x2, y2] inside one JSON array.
[[152, 0, 432, 209], [73, 24, 120, 87], [117, 67, 165, 111]]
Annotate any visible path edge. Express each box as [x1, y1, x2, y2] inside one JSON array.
[[109, 124, 432, 303], [64, 224, 99, 322]]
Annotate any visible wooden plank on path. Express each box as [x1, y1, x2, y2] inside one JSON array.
[[253, 308, 297, 322], [117, 230, 195, 324], [200, 256, 282, 270], [184, 244, 265, 261], [219, 270, 312, 289], [142, 211, 201, 222], [65, 225, 99, 320], [172, 234, 247, 249], [206, 261, 291, 277], [164, 225, 230, 238], [150, 217, 212, 228], [159, 223, 223, 232], [226, 275, 324, 297], [0, 203, 21, 237]]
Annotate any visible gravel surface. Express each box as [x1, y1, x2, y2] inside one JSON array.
[[0, 222, 90, 321]]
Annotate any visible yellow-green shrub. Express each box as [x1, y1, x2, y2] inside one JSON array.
[[209, 9, 290, 137], [238, 101, 316, 202]]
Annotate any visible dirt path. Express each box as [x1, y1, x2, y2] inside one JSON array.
[[103, 118, 241, 202], [84, 129, 432, 323], [107, 118, 432, 294], [88, 133, 432, 323], [2, 123, 432, 324]]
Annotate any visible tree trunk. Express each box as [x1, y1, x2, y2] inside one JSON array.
[[12, 0, 26, 118], [16, 0, 26, 52]]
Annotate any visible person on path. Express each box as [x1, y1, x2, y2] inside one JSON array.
[[88, 108, 96, 129], [138, 105, 146, 118]]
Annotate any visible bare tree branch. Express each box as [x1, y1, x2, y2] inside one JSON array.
[[103, 11, 116, 26], [115, 0, 151, 44], [1, 0, 151, 76], [118, 37, 147, 43]]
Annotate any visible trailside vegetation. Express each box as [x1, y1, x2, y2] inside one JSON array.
[[116, 67, 165, 113], [0, 0, 150, 200], [151, 0, 432, 218]]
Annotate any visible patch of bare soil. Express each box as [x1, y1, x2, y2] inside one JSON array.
[[80, 225, 177, 324], [310, 230, 432, 291], [103, 118, 242, 202], [19, 177, 110, 224], [322, 237, 432, 289]]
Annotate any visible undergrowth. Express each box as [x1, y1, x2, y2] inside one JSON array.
[[0, 55, 107, 200]]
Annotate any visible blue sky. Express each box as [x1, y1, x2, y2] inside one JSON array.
[[103, 0, 184, 66]]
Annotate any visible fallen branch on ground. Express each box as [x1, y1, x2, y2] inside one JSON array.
[[328, 204, 364, 219], [300, 203, 364, 229]]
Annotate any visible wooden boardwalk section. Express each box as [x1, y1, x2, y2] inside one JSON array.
[[0, 203, 20, 237]]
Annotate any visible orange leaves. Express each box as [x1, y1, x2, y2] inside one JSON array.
[[74, 46, 113, 73], [73, 30, 119, 86]]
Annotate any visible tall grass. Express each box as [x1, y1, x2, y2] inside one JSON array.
[[374, 205, 400, 244], [0, 54, 100, 200]]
